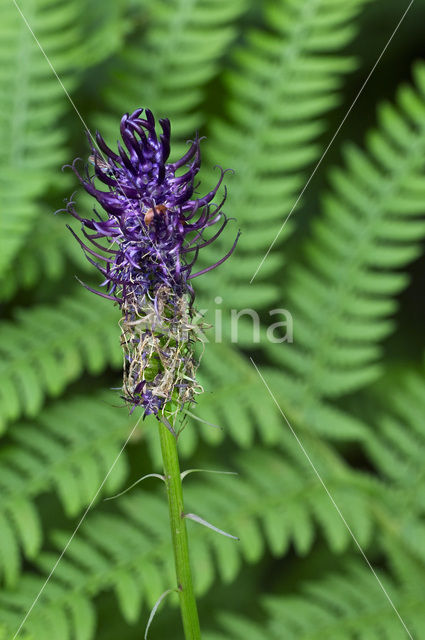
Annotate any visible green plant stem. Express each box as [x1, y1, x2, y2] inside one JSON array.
[[158, 417, 201, 640]]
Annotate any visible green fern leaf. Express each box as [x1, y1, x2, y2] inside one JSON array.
[[95, 0, 249, 157], [0, 443, 377, 636], [0, 291, 121, 431], [143, 343, 369, 467], [206, 559, 425, 639], [0, 390, 131, 585], [272, 62, 425, 396], [0, 575, 96, 640], [0, 214, 91, 302], [0, 0, 85, 273], [363, 363, 425, 564], [196, 0, 369, 314]]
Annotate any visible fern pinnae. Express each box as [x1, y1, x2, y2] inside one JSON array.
[[206, 559, 424, 640], [95, 0, 249, 157], [0, 0, 87, 275], [0, 213, 92, 303], [0, 434, 413, 638], [361, 361, 425, 565], [0, 0, 129, 297], [0, 451, 371, 638], [138, 343, 369, 468], [271, 61, 425, 399], [0, 291, 121, 431], [183, 343, 369, 452], [196, 0, 370, 316], [0, 390, 133, 587]]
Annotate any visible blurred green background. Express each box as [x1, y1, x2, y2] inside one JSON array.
[[1, 0, 425, 638]]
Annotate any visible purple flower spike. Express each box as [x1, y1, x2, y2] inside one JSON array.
[[66, 108, 239, 417]]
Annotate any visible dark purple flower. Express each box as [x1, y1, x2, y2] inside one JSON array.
[[67, 108, 238, 305], [66, 108, 238, 417]]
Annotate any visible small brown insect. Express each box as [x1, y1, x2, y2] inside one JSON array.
[[88, 154, 110, 171], [144, 204, 167, 226]]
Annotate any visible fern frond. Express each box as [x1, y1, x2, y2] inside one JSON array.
[[197, 0, 368, 313], [367, 366, 425, 482], [0, 390, 132, 587], [0, 0, 85, 273], [184, 447, 375, 564], [0, 214, 91, 302], [272, 62, 425, 396], [0, 445, 377, 637], [0, 574, 96, 640], [96, 0, 249, 157], [363, 363, 425, 564], [206, 559, 425, 639], [0, 342, 371, 589], [142, 343, 369, 467], [77, 0, 129, 67], [0, 291, 121, 431]]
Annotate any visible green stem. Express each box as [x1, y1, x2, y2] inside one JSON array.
[[158, 417, 201, 640]]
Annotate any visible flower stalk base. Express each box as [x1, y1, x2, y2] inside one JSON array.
[[158, 417, 201, 640]]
